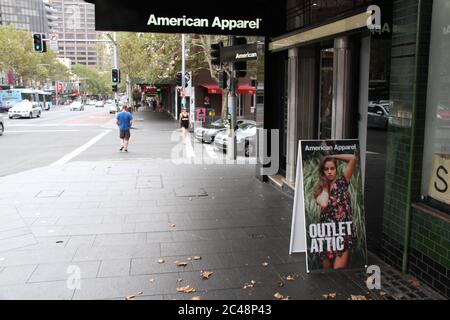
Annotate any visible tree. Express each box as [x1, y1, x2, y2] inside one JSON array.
[[0, 25, 70, 87], [72, 64, 110, 96]]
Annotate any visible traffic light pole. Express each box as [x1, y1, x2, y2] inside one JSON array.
[[113, 32, 119, 105], [228, 36, 237, 161], [181, 34, 186, 108]]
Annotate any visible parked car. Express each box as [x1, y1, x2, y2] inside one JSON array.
[[70, 100, 85, 111], [8, 100, 42, 119], [195, 118, 253, 144], [107, 102, 119, 114], [95, 100, 104, 108], [0, 115, 4, 136], [368, 104, 389, 129], [214, 121, 257, 157], [86, 100, 96, 107]]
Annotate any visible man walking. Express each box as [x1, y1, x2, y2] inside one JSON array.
[[116, 105, 133, 152]]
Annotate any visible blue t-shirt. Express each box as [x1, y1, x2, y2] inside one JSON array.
[[116, 111, 133, 130]]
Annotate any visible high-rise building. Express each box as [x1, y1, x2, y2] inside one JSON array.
[[0, 0, 50, 34], [52, 0, 99, 66]]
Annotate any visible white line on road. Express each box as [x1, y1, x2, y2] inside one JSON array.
[[185, 138, 195, 158], [204, 144, 218, 159], [50, 130, 111, 167]]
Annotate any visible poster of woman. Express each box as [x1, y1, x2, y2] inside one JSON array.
[[299, 140, 368, 272]]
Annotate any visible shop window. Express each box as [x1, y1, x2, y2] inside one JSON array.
[[421, 0, 450, 213]]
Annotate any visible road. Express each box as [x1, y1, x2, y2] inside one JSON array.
[[0, 105, 118, 177], [0, 105, 255, 177]]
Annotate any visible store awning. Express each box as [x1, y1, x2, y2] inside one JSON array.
[[236, 84, 256, 95], [200, 84, 222, 94]]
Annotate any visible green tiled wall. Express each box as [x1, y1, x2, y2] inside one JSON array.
[[411, 208, 450, 270], [382, 0, 432, 260]]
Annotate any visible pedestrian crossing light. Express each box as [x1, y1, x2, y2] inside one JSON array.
[[112, 68, 120, 84], [33, 33, 44, 52], [112, 84, 118, 92], [210, 41, 223, 66]]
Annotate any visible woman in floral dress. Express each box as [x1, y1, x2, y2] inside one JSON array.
[[314, 153, 356, 270]]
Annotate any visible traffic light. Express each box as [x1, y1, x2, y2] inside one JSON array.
[[218, 71, 228, 89], [176, 72, 182, 86], [112, 84, 118, 92], [112, 68, 120, 84], [33, 33, 44, 52], [210, 41, 223, 66], [233, 37, 247, 78]]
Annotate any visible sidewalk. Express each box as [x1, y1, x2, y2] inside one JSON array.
[[0, 109, 444, 300]]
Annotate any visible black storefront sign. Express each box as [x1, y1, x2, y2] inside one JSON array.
[[220, 43, 258, 63], [89, 0, 285, 36]]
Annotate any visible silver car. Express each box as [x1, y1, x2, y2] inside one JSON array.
[[368, 104, 389, 129]]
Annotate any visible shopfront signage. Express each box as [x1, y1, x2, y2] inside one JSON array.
[[429, 153, 450, 205], [290, 140, 368, 273], [220, 44, 258, 62], [91, 0, 285, 36]]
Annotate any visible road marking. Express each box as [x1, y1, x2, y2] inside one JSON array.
[[50, 130, 111, 167], [185, 138, 195, 158], [204, 144, 218, 159], [7, 130, 80, 133]]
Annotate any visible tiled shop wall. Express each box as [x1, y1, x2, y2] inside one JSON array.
[[381, 0, 449, 298]]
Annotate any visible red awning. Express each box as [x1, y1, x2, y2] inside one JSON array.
[[200, 84, 222, 94], [236, 84, 256, 95]]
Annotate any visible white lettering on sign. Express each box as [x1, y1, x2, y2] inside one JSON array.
[[147, 14, 262, 31], [235, 52, 257, 59]]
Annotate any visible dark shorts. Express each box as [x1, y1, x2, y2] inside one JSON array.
[[120, 130, 131, 140]]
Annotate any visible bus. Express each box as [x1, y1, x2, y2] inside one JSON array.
[[0, 89, 53, 111]]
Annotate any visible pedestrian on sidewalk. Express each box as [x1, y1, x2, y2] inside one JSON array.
[[116, 105, 133, 152], [179, 107, 191, 143]]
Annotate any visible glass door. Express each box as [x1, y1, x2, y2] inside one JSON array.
[[318, 48, 334, 140]]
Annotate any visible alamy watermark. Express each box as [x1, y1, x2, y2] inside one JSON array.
[[67, 265, 81, 290], [366, 265, 381, 290], [170, 128, 280, 176]]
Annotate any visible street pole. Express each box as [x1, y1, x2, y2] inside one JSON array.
[[181, 34, 186, 108], [113, 32, 118, 105], [228, 36, 237, 160]]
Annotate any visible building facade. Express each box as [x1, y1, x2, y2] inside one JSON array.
[[52, 0, 99, 66], [259, 0, 449, 298], [0, 0, 51, 33]]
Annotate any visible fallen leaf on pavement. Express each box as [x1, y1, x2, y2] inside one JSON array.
[[125, 295, 135, 300], [191, 296, 201, 300], [274, 292, 289, 300], [277, 281, 285, 288], [350, 295, 368, 300], [262, 262, 269, 267], [149, 279, 155, 283], [409, 278, 421, 288], [193, 256, 202, 260], [177, 286, 196, 293], [157, 259, 165, 264], [200, 271, 213, 279], [322, 293, 336, 299], [175, 261, 188, 267], [177, 278, 183, 283], [285, 274, 300, 281], [169, 224, 176, 228], [243, 280, 256, 289], [137, 291, 143, 295], [379, 292, 386, 297]]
